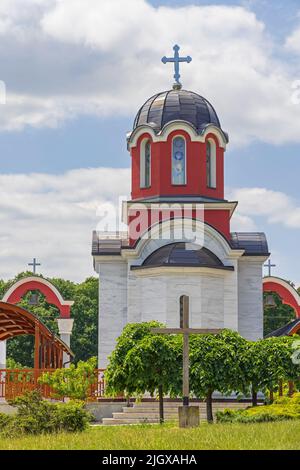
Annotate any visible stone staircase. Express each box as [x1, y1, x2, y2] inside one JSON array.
[[102, 401, 250, 425]]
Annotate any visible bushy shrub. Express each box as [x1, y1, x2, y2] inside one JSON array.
[[38, 357, 97, 400], [0, 412, 13, 428], [1, 391, 91, 437], [216, 400, 300, 424]]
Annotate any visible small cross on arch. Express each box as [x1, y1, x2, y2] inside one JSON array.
[[264, 258, 276, 277], [28, 258, 41, 274]]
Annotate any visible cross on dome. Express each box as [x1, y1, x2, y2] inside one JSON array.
[[161, 44, 192, 90]]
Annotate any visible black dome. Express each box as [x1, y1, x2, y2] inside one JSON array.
[[142, 243, 228, 269], [133, 89, 222, 133]]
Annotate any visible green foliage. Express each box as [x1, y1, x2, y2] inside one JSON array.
[[190, 329, 248, 398], [0, 273, 98, 365], [105, 321, 167, 396], [264, 292, 295, 336], [244, 336, 300, 397], [1, 391, 91, 436], [39, 357, 98, 400], [0, 413, 13, 429], [6, 358, 25, 369], [123, 334, 181, 397], [217, 395, 300, 424]]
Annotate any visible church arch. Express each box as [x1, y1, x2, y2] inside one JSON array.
[[2, 277, 74, 319], [263, 276, 300, 318], [128, 217, 237, 267]]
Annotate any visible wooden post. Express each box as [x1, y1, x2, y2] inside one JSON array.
[[34, 322, 40, 370], [182, 296, 189, 406]]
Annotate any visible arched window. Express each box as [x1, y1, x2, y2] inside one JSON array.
[[180, 295, 189, 328], [206, 140, 216, 188], [172, 137, 186, 185], [140, 139, 151, 188]]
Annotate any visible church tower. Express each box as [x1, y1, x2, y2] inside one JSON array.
[[92, 46, 269, 368]]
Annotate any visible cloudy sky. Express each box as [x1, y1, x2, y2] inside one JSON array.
[[0, 0, 300, 284]]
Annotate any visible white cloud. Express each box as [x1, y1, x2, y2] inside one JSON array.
[[285, 13, 300, 54], [0, 167, 130, 282], [0, 0, 299, 145], [229, 187, 300, 229]]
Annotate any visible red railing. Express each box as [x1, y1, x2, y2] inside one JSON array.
[[0, 369, 106, 401]]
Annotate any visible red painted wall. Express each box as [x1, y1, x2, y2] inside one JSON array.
[[263, 281, 300, 318], [131, 131, 224, 201], [5, 280, 71, 318], [127, 208, 231, 246]]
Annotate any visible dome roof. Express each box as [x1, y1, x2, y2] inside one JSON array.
[[133, 89, 223, 133], [140, 242, 233, 270]]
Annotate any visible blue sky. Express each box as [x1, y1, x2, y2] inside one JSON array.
[[0, 0, 300, 284]]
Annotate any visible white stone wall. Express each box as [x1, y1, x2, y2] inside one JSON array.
[[127, 269, 237, 330], [0, 340, 6, 369], [98, 261, 127, 368], [237, 257, 264, 341]]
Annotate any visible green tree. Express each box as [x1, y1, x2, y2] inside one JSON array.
[[245, 336, 300, 405], [264, 292, 295, 336], [105, 322, 181, 423], [190, 330, 248, 422]]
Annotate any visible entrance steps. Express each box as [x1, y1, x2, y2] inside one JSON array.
[[102, 401, 250, 425]]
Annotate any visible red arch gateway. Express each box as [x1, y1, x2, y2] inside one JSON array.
[[263, 276, 300, 318], [2, 277, 74, 319]]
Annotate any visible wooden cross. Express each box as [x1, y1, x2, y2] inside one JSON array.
[[151, 296, 222, 407]]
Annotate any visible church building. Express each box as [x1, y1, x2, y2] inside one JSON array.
[[92, 46, 270, 368]]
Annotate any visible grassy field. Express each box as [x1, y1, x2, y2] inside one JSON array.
[[0, 421, 300, 450]]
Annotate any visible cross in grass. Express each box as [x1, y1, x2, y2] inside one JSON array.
[[151, 295, 222, 427]]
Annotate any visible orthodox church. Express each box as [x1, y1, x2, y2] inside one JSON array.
[[92, 47, 269, 368]]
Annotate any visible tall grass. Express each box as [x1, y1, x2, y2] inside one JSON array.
[[1, 421, 300, 450]]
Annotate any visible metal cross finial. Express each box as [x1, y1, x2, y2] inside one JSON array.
[[161, 44, 192, 90], [264, 258, 276, 277], [28, 258, 41, 274]]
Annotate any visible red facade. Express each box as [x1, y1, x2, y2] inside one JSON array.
[[131, 131, 224, 201]]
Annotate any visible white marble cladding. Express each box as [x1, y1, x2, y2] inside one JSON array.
[[98, 261, 127, 368], [237, 257, 265, 341], [127, 269, 235, 331]]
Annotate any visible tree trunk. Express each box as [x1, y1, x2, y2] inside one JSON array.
[[279, 380, 283, 397], [288, 381, 294, 397], [158, 385, 164, 424], [206, 390, 213, 423], [269, 388, 274, 404], [252, 386, 258, 407]]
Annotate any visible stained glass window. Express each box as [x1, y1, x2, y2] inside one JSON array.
[[206, 140, 216, 188], [172, 137, 186, 185], [140, 139, 151, 188]]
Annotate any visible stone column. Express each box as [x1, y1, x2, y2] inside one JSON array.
[[0, 340, 6, 369], [57, 319, 74, 367]]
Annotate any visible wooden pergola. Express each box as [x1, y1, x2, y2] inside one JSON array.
[[0, 301, 73, 369]]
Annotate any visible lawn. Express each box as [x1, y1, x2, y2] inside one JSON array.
[[1, 421, 300, 450]]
